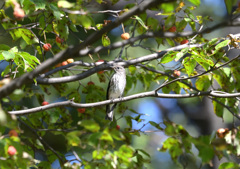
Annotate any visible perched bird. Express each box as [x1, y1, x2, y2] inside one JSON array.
[[105, 65, 126, 121]]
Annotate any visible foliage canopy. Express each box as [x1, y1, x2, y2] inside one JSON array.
[[0, 0, 240, 168]]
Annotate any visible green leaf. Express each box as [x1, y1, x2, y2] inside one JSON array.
[[9, 89, 25, 101], [10, 46, 18, 53], [215, 40, 230, 50], [118, 145, 134, 158], [0, 44, 10, 50], [70, 15, 94, 28], [88, 132, 102, 147], [19, 29, 38, 45], [159, 137, 182, 161], [100, 128, 113, 143], [213, 70, 231, 91], [66, 131, 81, 146], [49, 111, 60, 123], [184, 17, 192, 22], [149, 121, 163, 130], [189, 21, 196, 31], [125, 116, 132, 128], [136, 149, 151, 158], [193, 136, 214, 163], [37, 161, 51, 168], [183, 57, 196, 76], [0, 105, 7, 123], [212, 98, 225, 117], [175, 52, 184, 62], [80, 120, 100, 132], [134, 15, 148, 30], [192, 53, 214, 68], [69, 23, 78, 32], [19, 52, 40, 66], [92, 149, 106, 160], [57, 20, 69, 40], [162, 82, 178, 94], [177, 19, 187, 31], [195, 75, 211, 91], [57, 0, 74, 8], [208, 38, 219, 46], [96, 24, 103, 30], [166, 38, 175, 47], [160, 51, 177, 64], [219, 162, 239, 169], [156, 12, 175, 16], [188, 0, 200, 6], [31, 0, 46, 9], [2, 51, 15, 60], [224, 0, 237, 14], [102, 34, 111, 47], [161, 3, 175, 13], [165, 15, 176, 27], [155, 38, 164, 46], [49, 4, 61, 20]]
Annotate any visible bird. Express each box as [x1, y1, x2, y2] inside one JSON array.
[[105, 65, 126, 121]]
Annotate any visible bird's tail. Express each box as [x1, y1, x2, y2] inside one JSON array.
[[105, 103, 117, 121]]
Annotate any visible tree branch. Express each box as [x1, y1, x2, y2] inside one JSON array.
[[36, 43, 203, 84], [17, 118, 65, 163], [8, 90, 240, 115], [0, 0, 165, 99]]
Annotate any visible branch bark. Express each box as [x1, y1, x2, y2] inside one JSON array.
[[0, 0, 166, 100], [8, 90, 240, 115]]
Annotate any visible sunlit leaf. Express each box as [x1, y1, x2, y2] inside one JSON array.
[[195, 75, 211, 91], [215, 40, 230, 50], [188, 0, 200, 6], [2, 51, 15, 60], [100, 128, 113, 143], [183, 57, 196, 76], [219, 162, 240, 169], [134, 15, 148, 30], [58, 0, 74, 8], [102, 34, 111, 47], [92, 149, 106, 160], [159, 137, 182, 161], [160, 51, 177, 64], [80, 120, 100, 132]]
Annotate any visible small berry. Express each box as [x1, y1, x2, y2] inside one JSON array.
[[13, 8, 25, 20], [56, 36, 64, 43], [103, 20, 111, 26], [67, 58, 74, 64], [97, 59, 104, 63], [87, 81, 94, 85], [42, 101, 49, 106], [95, 60, 104, 66], [8, 146, 17, 156], [180, 39, 189, 45], [55, 63, 62, 68], [97, 71, 104, 74], [116, 125, 120, 130], [77, 108, 86, 114], [121, 33, 130, 40], [9, 130, 18, 137], [61, 61, 68, 66], [168, 26, 176, 32], [43, 43, 52, 51], [173, 70, 181, 77], [217, 128, 229, 138]]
